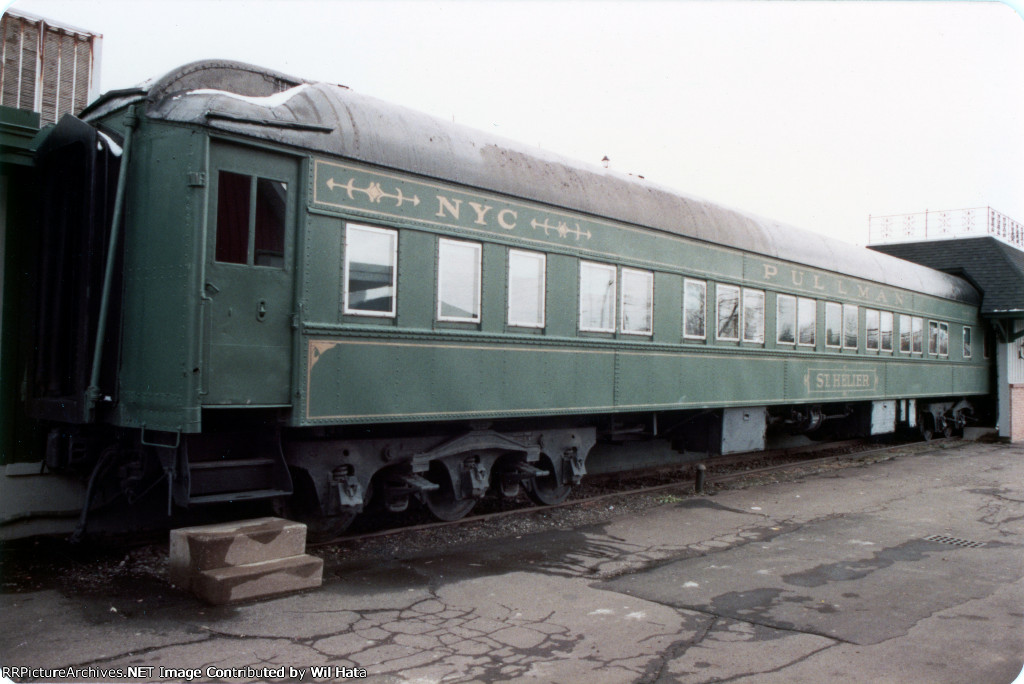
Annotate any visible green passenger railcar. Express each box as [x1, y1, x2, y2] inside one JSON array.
[[4, 60, 989, 538]]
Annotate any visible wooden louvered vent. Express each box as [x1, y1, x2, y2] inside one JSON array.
[[0, 9, 101, 124]]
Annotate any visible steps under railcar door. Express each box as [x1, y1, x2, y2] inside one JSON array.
[[203, 144, 298, 406]]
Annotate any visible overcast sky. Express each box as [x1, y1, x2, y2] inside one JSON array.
[[6, 0, 1024, 246]]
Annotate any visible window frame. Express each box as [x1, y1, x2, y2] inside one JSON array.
[[912, 316, 924, 354], [620, 267, 654, 336], [899, 314, 911, 353], [507, 249, 546, 329], [880, 311, 893, 353], [683, 278, 707, 340], [742, 288, 766, 344], [716, 283, 741, 342], [843, 304, 859, 350], [253, 178, 288, 268], [776, 294, 797, 345], [342, 223, 398, 318], [579, 260, 618, 333], [963, 326, 972, 359], [825, 302, 843, 349], [215, 170, 289, 269], [866, 309, 880, 351], [797, 297, 816, 347], [436, 238, 482, 323]]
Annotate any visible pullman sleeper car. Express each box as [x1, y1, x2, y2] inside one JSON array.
[[3, 60, 990, 539]]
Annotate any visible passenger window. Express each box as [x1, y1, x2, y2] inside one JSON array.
[[215, 171, 287, 267], [866, 309, 880, 350], [963, 327, 972, 359], [254, 179, 286, 267], [899, 314, 911, 353], [579, 261, 617, 332], [776, 294, 796, 344], [912, 317, 924, 354], [929, 321, 950, 356], [508, 250, 546, 328], [215, 171, 251, 264], [683, 279, 706, 340], [880, 311, 893, 352], [344, 223, 397, 317], [825, 302, 842, 348], [743, 289, 765, 343], [798, 298, 816, 346], [843, 305, 859, 349], [621, 268, 653, 335], [437, 238, 481, 322], [716, 284, 740, 341]]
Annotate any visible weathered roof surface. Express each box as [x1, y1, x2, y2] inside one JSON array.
[[82, 59, 978, 305], [872, 237, 1024, 316]]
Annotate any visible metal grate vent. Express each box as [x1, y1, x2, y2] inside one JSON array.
[[923, 534, 986, 549]]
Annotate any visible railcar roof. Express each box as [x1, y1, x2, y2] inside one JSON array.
[[83, 60, 978, 305]]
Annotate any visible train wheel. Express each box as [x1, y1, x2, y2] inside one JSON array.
[[919, 415, 935, 441], [423, 462, 476, 522], [273, 503, 357, 542], [425, 493, 476, 522], [275, 468, 358, 542], [525, 455, 572, 506]]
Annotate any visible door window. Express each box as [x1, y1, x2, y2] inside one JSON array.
[[215, 170, 287, 267]]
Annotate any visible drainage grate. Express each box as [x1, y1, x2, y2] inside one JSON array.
[[923, 534, 986, 549]]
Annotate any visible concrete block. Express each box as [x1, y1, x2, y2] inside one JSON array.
[[192, 554, 324, 605], [169, 517, 307, 590]]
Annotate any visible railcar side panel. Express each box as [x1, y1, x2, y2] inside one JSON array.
[[653, 272, 684, 344], [112, 121, 204, 433], [544, 252, 579, 339], [299, 213, 342, 324], [304, 337, 618, 423], [295, 155, 989, 428]]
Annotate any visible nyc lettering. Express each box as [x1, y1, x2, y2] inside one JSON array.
[[761, 263, 904, 306], [435, 195, 518, 230]]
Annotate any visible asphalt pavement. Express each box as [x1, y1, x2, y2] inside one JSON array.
[[2, 439, 1023, 683]]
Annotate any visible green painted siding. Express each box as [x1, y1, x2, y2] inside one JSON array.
[[294, 156, 989, 427], [99, 126, 988, 432], [114, 122, 204, 432]]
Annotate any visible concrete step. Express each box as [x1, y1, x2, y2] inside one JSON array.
[[169, 517, 310, 592], [192, 554, 324, 605]]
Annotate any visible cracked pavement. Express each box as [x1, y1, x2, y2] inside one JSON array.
[[2, 441, 1023, 683]]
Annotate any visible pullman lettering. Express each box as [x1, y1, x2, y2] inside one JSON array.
[[761, 262, 904, 307]]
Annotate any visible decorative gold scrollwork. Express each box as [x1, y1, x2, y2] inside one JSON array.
[[326, 177, 421, 208], [530, 217, 591, 240]]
